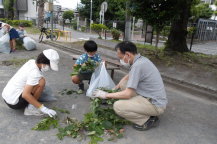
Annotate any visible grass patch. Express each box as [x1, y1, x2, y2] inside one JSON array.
[[25, 27, 40, 34], [0, 58, 32, 66], [137, 43, 217, 72]]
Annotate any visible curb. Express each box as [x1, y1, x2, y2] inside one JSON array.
[[43, 40, 217, 101]]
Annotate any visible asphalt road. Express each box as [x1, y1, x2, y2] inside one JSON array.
[[0, 42, 216, 144]]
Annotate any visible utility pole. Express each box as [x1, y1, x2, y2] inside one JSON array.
[[90, 0, 93, 33], [124, 1, 131, 41]]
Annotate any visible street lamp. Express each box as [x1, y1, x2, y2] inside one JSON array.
[[90, 0, 92, 33]]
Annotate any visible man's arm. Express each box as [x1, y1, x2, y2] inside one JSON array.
[[106, 88, 136, 99], [22, 85, 42, 108], [115, 74, 129, 89]]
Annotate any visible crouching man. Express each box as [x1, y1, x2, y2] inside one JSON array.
[[2, 49, 59, 117], [93, 41, 167, 131]]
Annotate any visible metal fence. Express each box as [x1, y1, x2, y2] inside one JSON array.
[[196, 19, 217, 41]]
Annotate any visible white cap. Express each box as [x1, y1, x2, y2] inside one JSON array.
[[43, 49, 59, 71]]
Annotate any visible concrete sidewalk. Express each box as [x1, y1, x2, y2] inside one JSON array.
[[0, 42, 217, 144]]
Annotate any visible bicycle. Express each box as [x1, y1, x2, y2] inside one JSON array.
[[39, 27, 58, 43]]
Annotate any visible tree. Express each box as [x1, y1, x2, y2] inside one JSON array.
[[78, 0, 125, 30], [3, 0, 16, 20], [33, 0, 57, 28], [91, 23, 108, 39], [131, 0, 201, 52], [131, 0, 176, 47], [62, 10, 74, 22], [191, 3, 214, 21]]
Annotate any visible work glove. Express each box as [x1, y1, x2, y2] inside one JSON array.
[[92, 89, 108, 99], [39, 105, 57, 117]]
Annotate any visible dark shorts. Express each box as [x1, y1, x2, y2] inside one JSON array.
[[78, 72, 93, 81], [9, 28, 20, 40], [4, 94, 28, 109]]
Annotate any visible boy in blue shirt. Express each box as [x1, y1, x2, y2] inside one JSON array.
[[71, 40, 102, 92]]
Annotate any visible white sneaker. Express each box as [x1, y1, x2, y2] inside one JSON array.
[[24, 104, 44, 116]]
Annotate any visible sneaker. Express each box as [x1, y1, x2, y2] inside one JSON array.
[[24, 104, 44, 116], [78, 82, 84, 91], [76, 89, 83, 94], [132, 116, 159, 131]]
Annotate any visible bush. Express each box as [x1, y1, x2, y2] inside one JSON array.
[[0, 18, 32, 27], [71, 21, 77, 30], [91, 23, 108, 39], [81, 26, 86, 32], [111, 29, 121, 40]]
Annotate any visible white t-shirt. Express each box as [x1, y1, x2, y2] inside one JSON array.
[[2, 60, 43, 105]]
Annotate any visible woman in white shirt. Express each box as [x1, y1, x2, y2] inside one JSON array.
[[2, 49, 59, 117]]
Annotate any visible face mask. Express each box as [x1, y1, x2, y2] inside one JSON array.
[[41, 65, 50, 72], [120, 55, 130, 68]]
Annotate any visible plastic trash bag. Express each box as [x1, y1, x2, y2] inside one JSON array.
[[23, 37, 36, 51], [86, 62, 115, 97], [39, 85, 57, 102], [0, 29, 4, 37], [0, 33, 10, 54]]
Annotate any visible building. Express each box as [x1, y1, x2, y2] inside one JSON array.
[[0, 0, 4, 18], [16, 0, 37, 20], [201, 0, 215, 4]]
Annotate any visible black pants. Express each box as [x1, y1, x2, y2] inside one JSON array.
[[4, 94, 28, 109]]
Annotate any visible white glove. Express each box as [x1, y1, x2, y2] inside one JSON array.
[[92, 89, 108, 99], [39, 105, 57, 117]]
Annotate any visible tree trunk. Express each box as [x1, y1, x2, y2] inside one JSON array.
[[165, 0, 192, 52], [155, 30, 160, 47], [38, 0, 45, 28]]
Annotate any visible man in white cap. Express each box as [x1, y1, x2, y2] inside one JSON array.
[[2, 49, 59, 117]]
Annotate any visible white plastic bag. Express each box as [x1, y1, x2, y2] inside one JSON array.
[[23, 37, 36, 51], [0, 29, 4, 37], [0, 33, 10, 54], [86, 62, 115, 97], [39, 85, 57, 102]]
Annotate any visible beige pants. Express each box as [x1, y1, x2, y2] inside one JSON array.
[[113, 79, 165, 126]]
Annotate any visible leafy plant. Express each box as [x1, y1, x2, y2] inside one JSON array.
[[91, 24, 108, 39], [71, 58, 98, 76], [111, 29, 121, 40], [32, 117, 59, 131], [57, 88, 129, 143]]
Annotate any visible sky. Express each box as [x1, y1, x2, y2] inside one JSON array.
[[54, 0, 81, 10]]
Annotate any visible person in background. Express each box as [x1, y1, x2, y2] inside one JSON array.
[[93, 41, 167, 131], [17, 23, 27, 42], [2, 49, 59, 117], [71, 40, 102, 93], [3, 24, 20, 52]]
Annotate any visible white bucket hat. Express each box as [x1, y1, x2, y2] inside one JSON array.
[[43, 49, 59, 71]]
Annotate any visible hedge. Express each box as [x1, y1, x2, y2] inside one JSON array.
[[0, 18, 32, 27]]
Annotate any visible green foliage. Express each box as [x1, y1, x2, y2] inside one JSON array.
[[187, 26, 197, 35], [81, 26, 86, 32], [57, 94, 129, 143], [71, 58, 98, 76], [0, 19, 32, 27], [78, 0, 125, 25], [63, 10, 74, 22], [32, 117, 59, 131], [161, 26, 171, 37], [111, 29, 121, 40], [71, 20, 77, 30], [3, 0, 16, 19], [191, 3, 214, 21], [91, 24, 108, 39]]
